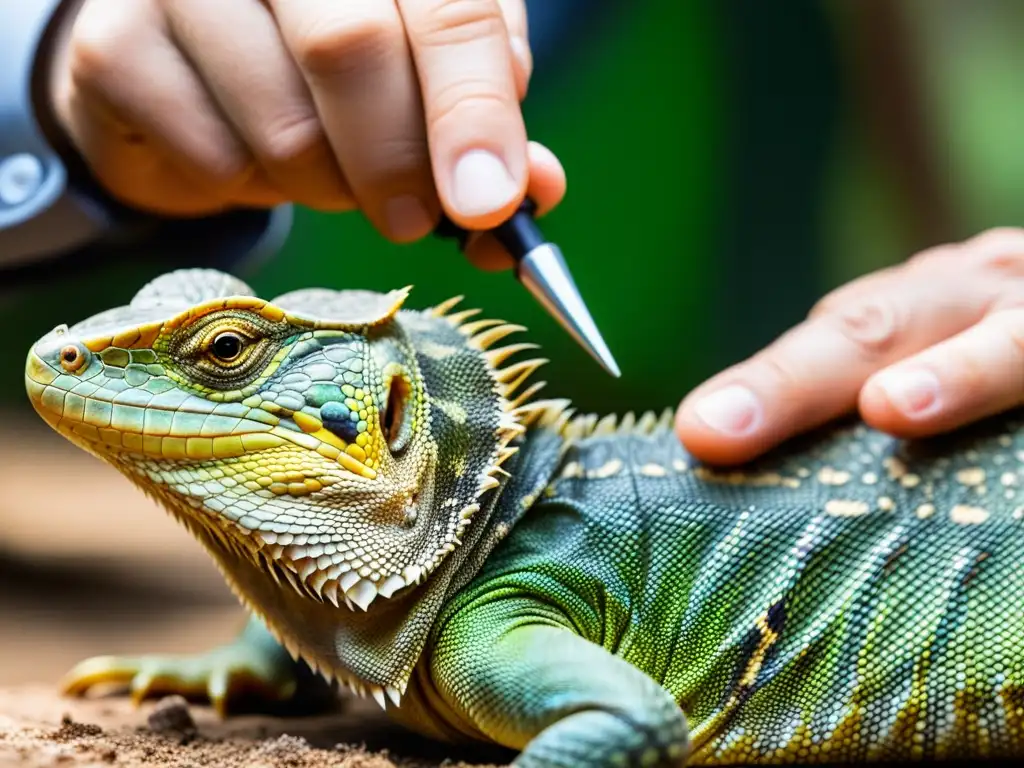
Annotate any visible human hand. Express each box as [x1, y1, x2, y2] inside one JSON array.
[[44, 0, 565, 264], [675, 228, 1024, 465]]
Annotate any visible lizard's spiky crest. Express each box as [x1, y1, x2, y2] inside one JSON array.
[[431, 292, 572, 438], [424, 291, 572, 533], [431, 296, 679, 447], [560, 408, 675, 441], [273, 295, 569, 704]]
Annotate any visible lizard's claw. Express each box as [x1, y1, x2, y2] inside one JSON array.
[[61, 645, 298, 717]]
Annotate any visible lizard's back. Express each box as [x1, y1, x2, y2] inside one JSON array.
[[464, 411, 1024, 763]]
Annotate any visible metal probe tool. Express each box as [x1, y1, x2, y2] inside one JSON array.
[[435, 200, 621, 378]]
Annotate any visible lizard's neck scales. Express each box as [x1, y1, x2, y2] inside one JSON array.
[[199, 424, 565, 696]]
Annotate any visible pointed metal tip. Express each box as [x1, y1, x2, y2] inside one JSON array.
[[602, 352, 622, 379], [515, 244, 621, 378]]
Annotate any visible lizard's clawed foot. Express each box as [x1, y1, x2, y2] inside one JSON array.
[[61, 643, 299, 717]]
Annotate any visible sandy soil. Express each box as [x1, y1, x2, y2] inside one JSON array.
[[0, 413, 512, 767], [0, 685, 508, 767]]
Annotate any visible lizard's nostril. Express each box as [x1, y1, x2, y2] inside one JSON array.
[[60, 343, 88, 373]]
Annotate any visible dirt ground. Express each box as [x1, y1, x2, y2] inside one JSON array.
[[0, 686, 510, 768], [0, 412, 512, 768]]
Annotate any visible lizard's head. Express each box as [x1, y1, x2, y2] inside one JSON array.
[[25, 269, 553, 615]]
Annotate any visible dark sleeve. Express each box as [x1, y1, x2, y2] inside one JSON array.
[[0, 1, 291, 289]]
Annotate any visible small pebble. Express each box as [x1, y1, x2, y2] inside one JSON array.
[[147, 695, 197, 742]]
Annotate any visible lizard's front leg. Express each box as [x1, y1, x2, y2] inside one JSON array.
[[62, 614, 335, 716], [430, 598, 689, 768]]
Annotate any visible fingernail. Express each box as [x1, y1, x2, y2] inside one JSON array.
[[693, 385, 762, 436], [384, 195, 433, 241], [451, 149, 518, 219], [876, 367, 941, 417]]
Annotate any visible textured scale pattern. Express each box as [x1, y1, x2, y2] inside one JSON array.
[[451, 413, 1024, 763], [23, 268, 1024, 766]]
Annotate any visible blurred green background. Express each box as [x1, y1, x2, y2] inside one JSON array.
[[3, 0, 1024, 415]]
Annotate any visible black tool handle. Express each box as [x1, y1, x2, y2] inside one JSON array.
[[434, 198, 541, 261]]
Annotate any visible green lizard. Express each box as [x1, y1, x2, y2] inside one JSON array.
[[23, 268, 1024, 765]]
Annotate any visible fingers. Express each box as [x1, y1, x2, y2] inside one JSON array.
[[859, 308, 1024, 438], [465, 141, 566, 270], [397, 0, 529, 228], [160, 0, 354, 210], [269, 0, 439, 241], [57, 0, 258, 213], [856, 230, 1024, 438], [53, 0, 549, 237], [675, 263, 993, 465]]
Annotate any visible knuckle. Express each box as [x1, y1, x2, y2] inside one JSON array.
[[981, 254, 1024, 283], [293, 15, 400, 78], [364, 136, 431, 180], [67, 22, 126, 89], [967, 229, 1024, 281], [807, 290, 843, 320], [183, 133, 252, 187], [205, 153, 253, 187], [967, 226, 1024, 252], [412, 0, 506, 47], [756, 352, 810, 398], [904, 243, 957, 270], [994, 308, 1024, 358], [179, 135, 252, 189], [807, 267, 905, 320], [254, 111, 327, 167], [427, 81, 513, 134], [829, 296, 903, 360], [947, 339, 992, 397]]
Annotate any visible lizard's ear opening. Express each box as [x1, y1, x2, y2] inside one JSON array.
[[381, 366, 415, 455]]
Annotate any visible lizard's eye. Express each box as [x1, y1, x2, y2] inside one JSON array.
[[210, 331, 244, 362], [170, 313, 278, 391]]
